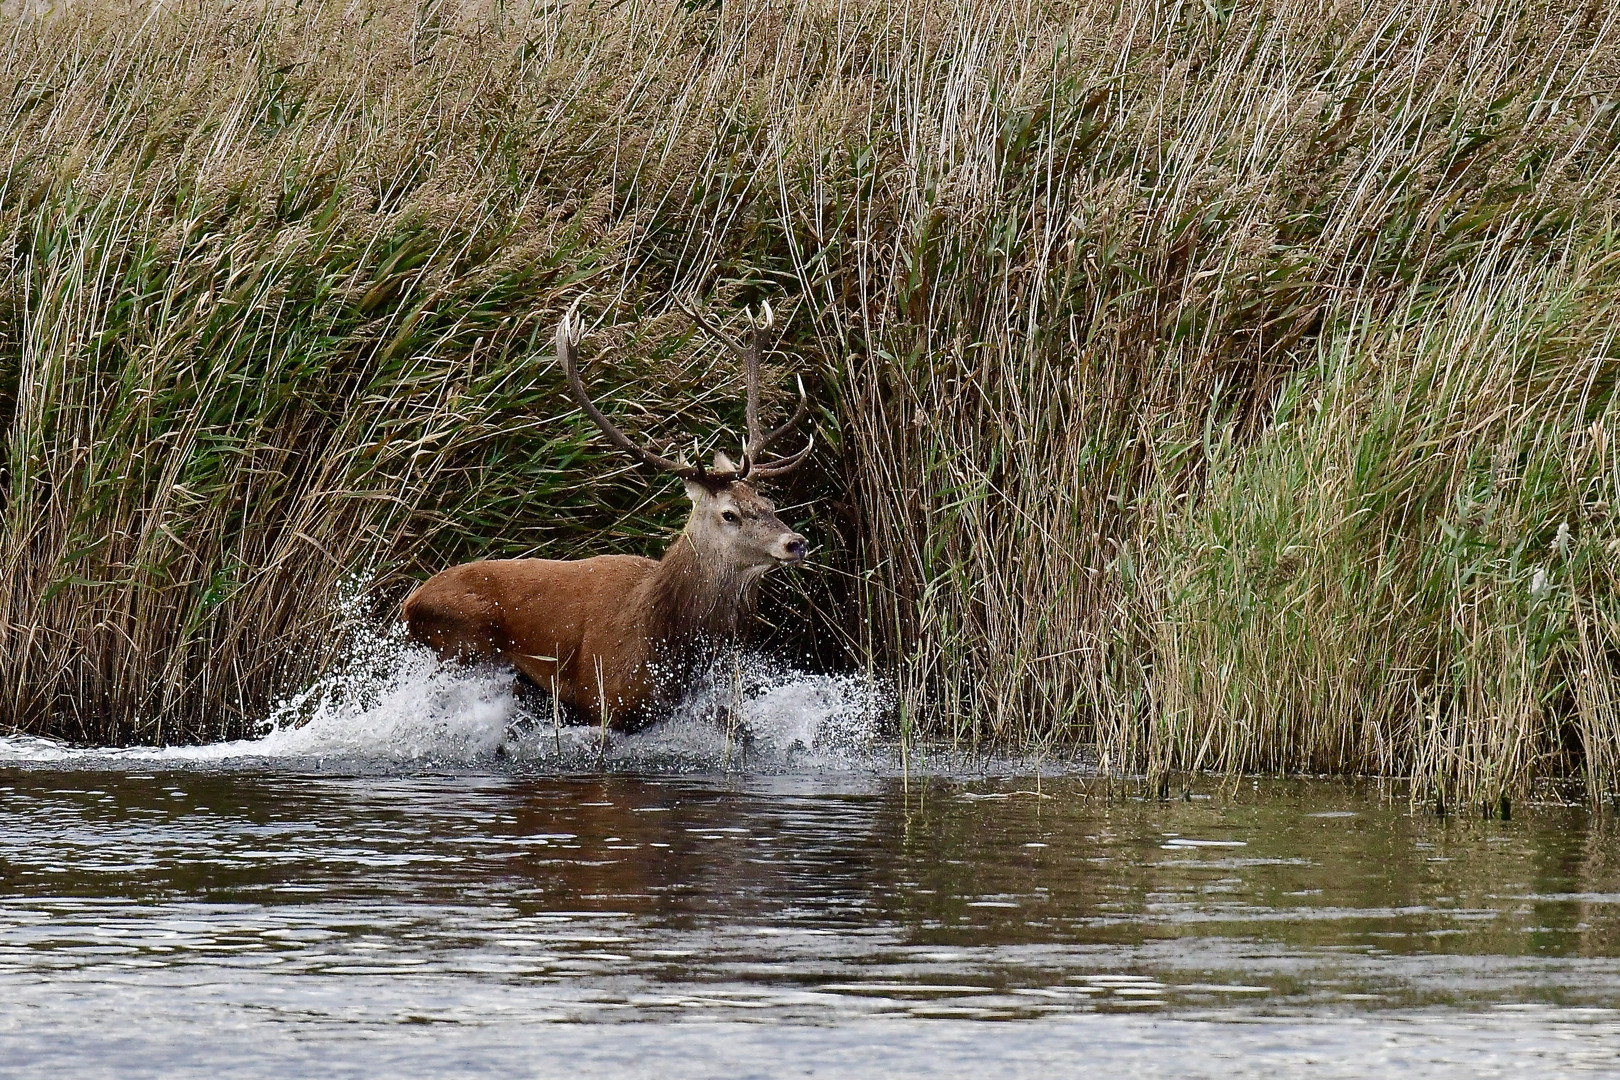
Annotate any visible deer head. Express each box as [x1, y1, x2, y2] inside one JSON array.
[[556, 300, 813, 570]]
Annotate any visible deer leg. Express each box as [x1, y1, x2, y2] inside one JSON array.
[[504, 672, 545, 739], [510, 671, 587, 725], [502, 671, 601, 754], [714, 652, 756, 767]]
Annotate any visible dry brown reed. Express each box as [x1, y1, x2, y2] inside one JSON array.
[[1, 0, 1616, 805]]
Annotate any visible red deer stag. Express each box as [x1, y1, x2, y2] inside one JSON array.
[[401, 301, 813, 729]]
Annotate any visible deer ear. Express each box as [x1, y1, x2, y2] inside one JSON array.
[[712, 450, 737, 474], [684, 479, 707, 503]]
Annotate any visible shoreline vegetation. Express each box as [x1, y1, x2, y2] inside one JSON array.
[[1, 0, 1616, 803]]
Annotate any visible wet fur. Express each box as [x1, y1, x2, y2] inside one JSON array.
[[401, 480, 799, 728]]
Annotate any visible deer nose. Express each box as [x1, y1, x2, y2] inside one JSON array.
[[782, 535, 808, 563]]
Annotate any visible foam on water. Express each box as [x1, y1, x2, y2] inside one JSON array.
[[0, 625, 892, 772]]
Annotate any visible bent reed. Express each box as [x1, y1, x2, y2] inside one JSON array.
[[1, 0, 1616, 804]]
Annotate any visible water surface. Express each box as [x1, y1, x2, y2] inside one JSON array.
[[1, 656, 1617, 1077]]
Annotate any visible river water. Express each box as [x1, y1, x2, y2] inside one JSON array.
[[1, 649, 1617, 1077]]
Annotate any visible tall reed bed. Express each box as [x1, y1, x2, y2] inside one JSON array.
[[1, 0, 1616, 802]]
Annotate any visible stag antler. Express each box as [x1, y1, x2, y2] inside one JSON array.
[[557, 303, 709, 483], [674, 296, 814, 480], [558, 299, 813, 484]]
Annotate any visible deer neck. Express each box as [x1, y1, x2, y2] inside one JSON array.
[[642, 530, 763, 654]]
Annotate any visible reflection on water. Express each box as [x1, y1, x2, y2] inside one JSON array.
[[2, 759, 1620, 1077]]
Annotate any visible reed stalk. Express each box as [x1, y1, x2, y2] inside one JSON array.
[[1, 0, 1615, 802]]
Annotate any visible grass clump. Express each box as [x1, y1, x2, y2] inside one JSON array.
[[0, 0, 1616, 804]]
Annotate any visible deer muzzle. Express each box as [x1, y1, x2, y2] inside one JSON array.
[[775, 534, 808, 565]]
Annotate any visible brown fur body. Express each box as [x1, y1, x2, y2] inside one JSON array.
[[402, 478, 801, 728]]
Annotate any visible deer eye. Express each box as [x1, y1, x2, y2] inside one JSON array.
[[721, 510, 739, 524]]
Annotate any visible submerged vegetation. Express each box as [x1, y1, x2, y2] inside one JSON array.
[[0, 0, 1617, 802]]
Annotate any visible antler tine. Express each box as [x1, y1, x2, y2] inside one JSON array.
[[677, 295, 810, 480], [675, 294, 769, 477], [557, 303, 707, 483], [759, 372, 810, 451], [740, 303, 771, 473], [748, 430, 815, 480], [674, 294, 750, 358]]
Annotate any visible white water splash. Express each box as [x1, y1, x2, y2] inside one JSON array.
[[0, 624, 892, 772], [546, 657, 890, 772]]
